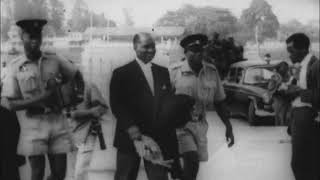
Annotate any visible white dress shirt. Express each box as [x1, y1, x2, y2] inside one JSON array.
[[136, 58, 154, 95], [292, 53, 313, 107]]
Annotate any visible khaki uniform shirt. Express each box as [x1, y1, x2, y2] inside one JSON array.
[[0, 52, 77, 155], [1, 51, 77, 105], [170, 59, 226, 154], [170, 60, 226, 114]]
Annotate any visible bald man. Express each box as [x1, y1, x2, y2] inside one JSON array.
[[110, 33, 180, 180]]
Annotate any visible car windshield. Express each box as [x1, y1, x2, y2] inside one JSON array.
[[244, 67, 276, 85]]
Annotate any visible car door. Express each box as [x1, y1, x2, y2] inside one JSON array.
[[223, 67, 246, 116], [223, 67, 237, 101]]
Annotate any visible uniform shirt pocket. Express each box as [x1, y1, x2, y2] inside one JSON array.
[[198, 79, 216, 103], [18, 71, 41, 96]]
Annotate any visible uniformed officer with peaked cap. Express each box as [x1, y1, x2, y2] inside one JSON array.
[[1, 18, 77, 180], [180, 33, 208, 49], [16, 19, 47, 34], [170, 33, 235, 180]]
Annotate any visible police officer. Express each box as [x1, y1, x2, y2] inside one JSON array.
[[1, 19, 77, 180], [170, 34, 235, 180], [285, 33, 320, 180]]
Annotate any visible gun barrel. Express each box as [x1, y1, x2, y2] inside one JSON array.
[[97, 129, 106, 150], [92, 121, 106, 150]]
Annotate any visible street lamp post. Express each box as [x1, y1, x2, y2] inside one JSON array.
[[255, 16, 265, 58]]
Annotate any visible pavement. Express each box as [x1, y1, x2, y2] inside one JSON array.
[[19, 112, 295, 180]]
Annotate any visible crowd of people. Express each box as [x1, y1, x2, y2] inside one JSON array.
[[0, 17, 319, 180]]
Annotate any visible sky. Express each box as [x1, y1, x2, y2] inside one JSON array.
[[62, 0, 319, 27]]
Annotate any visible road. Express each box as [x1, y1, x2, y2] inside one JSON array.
[[19, 112, 294, 180]]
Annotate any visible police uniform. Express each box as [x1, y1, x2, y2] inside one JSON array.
[[1, 19, 77, 156], [170, 59, 226, 157], [171, 34, 226, 158]]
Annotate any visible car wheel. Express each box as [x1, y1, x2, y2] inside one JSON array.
[[248, 101, 257, 126]]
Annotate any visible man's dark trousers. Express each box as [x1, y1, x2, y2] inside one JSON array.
[[291, 107, 320, 180]]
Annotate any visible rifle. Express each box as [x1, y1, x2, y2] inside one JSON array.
[[86, 117, 106, 150], [47, 73, 107, 150]]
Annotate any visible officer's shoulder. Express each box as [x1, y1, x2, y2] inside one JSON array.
[[43, 51, 59, 60], [43, 51, 73, 64], [8, 55, 25, 69]]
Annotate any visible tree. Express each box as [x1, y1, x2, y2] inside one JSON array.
[[47, 0, 65, 36], [67, 0, 90, 32], [155, 4, 197, 26], [240, 0, 280, 42], [156, 4, 239, 38], [67, 0, 116, 32], [123, 8, 134, 26], [279, 19, 320, 42], [12, 0, 49, 21], [1, 0, 14, 41], [92, 13, 116, 28]]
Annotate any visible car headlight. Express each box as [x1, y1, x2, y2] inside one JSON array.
[[262, 92, 271, 104]]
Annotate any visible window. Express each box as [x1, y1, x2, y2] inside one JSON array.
[[244, 67, 275, 85], [228, 67, 243, 83], [235, 68, 243, 83], [228, 68, 237, 82]]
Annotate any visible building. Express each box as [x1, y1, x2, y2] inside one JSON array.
[[83, 26, 185, 42]]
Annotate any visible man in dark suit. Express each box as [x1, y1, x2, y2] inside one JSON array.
[[110, 32, 179, 180], [285, 33, 320, 180], [0, 106, 21, 180]]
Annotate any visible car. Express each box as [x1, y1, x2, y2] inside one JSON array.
[[223, 60, 284, 125]]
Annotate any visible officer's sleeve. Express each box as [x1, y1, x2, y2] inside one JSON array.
[[58, 55, 78, 83], [1, 66, 21, 99], [214, 71, 226, 102]]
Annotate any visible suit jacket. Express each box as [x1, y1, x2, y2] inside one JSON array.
[[301, 55, 320, 111], [110, 60, 177, 158], [0, 106, 21, 180]]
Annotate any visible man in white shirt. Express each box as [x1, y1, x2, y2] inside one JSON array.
[[285, 33, 320, 180]]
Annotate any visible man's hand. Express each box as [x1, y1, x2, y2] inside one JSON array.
[[153, 159, 174, 168], [226, 126, 234, 147], [128, 126, 142, 141], [133, 139, 145, 157], [133, 135, 172, 167], [1, 97, 12, 110], [90, 105, 107, 118]]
